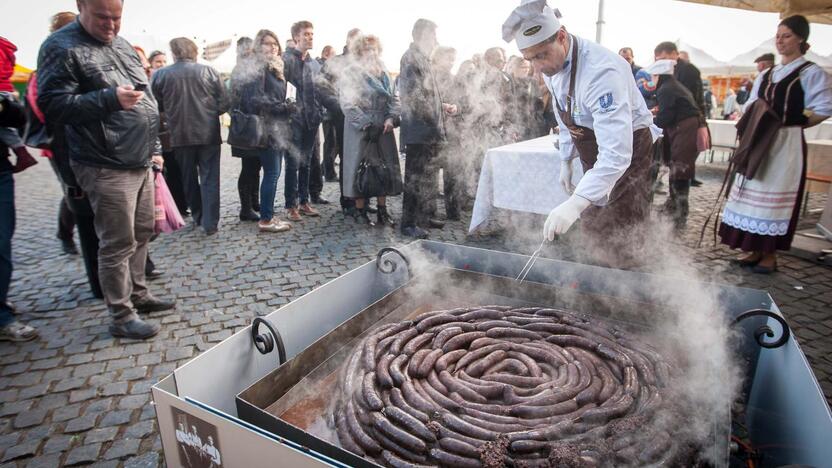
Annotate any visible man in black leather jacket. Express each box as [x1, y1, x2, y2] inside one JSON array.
[[152, 37, 229, 235], [37, 0, 174, 340]]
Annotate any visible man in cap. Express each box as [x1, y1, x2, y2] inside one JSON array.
[[503, 0, 657, 267], [754, 52, 775, 73]]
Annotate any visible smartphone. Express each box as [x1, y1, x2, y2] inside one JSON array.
[[134, 83, 147, 92]]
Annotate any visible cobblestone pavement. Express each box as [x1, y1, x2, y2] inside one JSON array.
[[0, 146, 829, 466]]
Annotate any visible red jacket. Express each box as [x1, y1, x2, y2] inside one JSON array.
[[0, 36, 17, 93]]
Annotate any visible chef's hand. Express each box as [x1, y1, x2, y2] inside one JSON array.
[[544, 195, 591, 241], [383, 118, 395, 134], [559, 159, 575, 194]]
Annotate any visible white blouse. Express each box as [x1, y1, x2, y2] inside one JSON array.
[[746, 56, 832, 118]]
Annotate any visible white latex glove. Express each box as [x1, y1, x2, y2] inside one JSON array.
[[559, 159, 575, 195], [544, 194, 591, 241]]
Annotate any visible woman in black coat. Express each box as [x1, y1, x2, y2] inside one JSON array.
[[229, 37, 262, 221], [231, 30, 295, 233]]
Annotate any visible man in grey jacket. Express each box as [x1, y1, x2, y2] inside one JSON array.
[[37, 0, 174, 339], [152, 37, 229, 235]]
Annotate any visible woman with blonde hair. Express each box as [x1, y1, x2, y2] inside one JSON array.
[[339, 34, 402, 226]]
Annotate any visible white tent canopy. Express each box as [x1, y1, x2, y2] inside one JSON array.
[[675, 40, 733, 75], [727, 37, 832, 74]]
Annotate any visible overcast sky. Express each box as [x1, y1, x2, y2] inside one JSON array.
[[7, 0, 832, 72]]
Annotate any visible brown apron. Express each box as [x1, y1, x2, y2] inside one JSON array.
[[554, 36, 653, 267], [664, 115, 700, 181]]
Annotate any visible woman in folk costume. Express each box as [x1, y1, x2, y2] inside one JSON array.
[[718, 15, 832, 274]]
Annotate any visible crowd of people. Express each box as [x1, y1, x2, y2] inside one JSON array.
[[0, 0, 830, 342]]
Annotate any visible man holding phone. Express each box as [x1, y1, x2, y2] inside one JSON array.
[[37, 0, 175, 340]]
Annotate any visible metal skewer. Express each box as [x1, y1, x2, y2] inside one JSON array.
[[516, 240, 548, 283]]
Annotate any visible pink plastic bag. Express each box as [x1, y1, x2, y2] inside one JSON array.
[[696, 125, 711, 152], [154, 171, 185, 234]]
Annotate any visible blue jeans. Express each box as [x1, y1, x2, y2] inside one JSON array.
[[0, 171, 15, 327], [258, 147, 284, 221], [284, 125, 315, 208]]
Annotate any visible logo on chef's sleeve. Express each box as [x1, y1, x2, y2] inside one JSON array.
[[599, 92, 617, 113]]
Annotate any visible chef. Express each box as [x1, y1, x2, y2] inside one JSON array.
[[503, 0, 658, 267]]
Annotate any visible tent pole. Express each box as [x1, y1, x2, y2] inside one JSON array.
[[596, 0, 605, 44]]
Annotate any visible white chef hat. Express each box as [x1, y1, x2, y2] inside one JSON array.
[[644, 59, 676, 76], [502, 0, 562, 50]]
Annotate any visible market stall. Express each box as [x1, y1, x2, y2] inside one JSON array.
[[153, 241, 832, 467]]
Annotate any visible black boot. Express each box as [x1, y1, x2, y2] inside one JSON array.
[[672, 179, 691, 231], [659, 180, 677, 215], [354, 207, 376, 227], [376, 205, 396, 227], [238, 185, 259, 222]]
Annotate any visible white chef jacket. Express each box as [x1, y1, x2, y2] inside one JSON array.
[[746, 57, 832, 118], [543, 35, 656, 204]]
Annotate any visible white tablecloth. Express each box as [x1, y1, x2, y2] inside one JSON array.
[[469, 135, 583, 233], [805, 121, 832, 140], [707, 119, 737, 149], [707, 119, 832, 149], [807, 139, 832, 194]]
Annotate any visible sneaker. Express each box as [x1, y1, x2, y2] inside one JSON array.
[[109, 318, 160, 339], [287, 208, 302, 222], [0, 321, 38, 342], [259, 219, 291, 233], [299, 203, 320, 217], [133, 296, 176, 314]]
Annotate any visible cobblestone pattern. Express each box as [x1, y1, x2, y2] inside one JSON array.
[[0, 147, 829, 466]]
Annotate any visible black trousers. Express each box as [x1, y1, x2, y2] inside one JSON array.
[[309, 128, 323, 198], [175, 144, 221, 231], [334, 114, 354, 210], [49, 158, 76, 242], [322, 120, 338, 180], [162, 150, 189, 216], [238, 157, 261, 210], [440, 153, 461, 219], [401, 143, 438, 229], [57, 196, 75, 241]]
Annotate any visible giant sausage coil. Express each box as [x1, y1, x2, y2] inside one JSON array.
[[334, 306, 689, 467]]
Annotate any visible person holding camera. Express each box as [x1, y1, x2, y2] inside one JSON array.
[[37, 0, 175, 340]]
